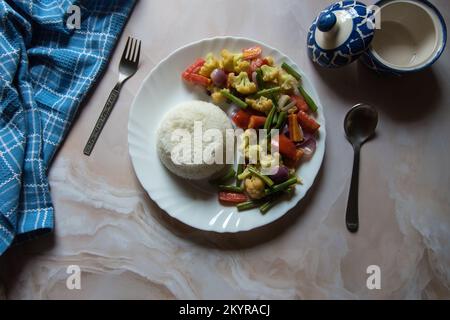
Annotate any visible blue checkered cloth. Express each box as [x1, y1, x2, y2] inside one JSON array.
[[0, 0, 135, 254]]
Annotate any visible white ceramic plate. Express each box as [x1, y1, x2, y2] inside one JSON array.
[[128, 36, 325, 232]]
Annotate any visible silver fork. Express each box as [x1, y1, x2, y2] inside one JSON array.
[[83, 36, 141, 156]]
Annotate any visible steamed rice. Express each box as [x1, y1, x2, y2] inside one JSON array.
[[156, 100, 232, 180]]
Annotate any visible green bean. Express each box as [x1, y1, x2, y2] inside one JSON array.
[[264, 105, 276, 131], [275, 111, 287, 129], [247, 166, 274, 187], [267, 177, 298, 195], [220, 90, 247, 109], [259, 199, 278, 214], [256, 86, 281, 98], [235, 163, 244, 186], [218, 185, 244, 193], [281, 62, 302, 81], [237, 200, 261, 211], [255, 68, 264, 89], [209, 167, 236, 185], [272, 112, 279, 126], [298, 85, 318, 113]]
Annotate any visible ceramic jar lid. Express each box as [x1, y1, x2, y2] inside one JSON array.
[[307, 1, 376, 68]]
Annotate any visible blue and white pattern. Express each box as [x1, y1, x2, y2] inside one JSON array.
[[0, 0, 135, 254], [307, 1, 375, 68]]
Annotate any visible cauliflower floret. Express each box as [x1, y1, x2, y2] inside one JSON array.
[[245, 96, 273, 114], [199, 53, 219, 77], [221, 49, 235, 73], [260, 65, 279, 82], [211, 90, 226, 104], [228, 72, 257, 95], [239, 129, 260, 162], [220, 49, 250, 73], [264, 56, 275, 66], [260, 152, 281, 171], [244, 175, 265, 199], [233, 55, 250, 74], [278, 70, 298, 92]]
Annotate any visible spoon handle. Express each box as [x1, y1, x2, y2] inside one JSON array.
[[346, 145, 360, 232]]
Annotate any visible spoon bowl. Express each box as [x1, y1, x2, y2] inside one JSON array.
[[344, 104, 378, 232], [344, 104, 379, 146]]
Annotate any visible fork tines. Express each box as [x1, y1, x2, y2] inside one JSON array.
[[122, 36, 141, 65]]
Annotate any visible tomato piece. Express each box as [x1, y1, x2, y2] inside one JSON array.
[[248, 115, 267, 129], [276, 134, 299, 160], [184, 73, 211, 86], [219, 192, 249, 204], [249, 58, 268, 74], [182, 58, 205, 79], [232, 110, 251, 129], [290, 95, 309, 113], [283, 149, 304, 168], [242, 46, 262, 60], [297, 111, 320, 133]]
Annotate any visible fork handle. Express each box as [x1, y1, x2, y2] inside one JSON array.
[[83, 83, 121, 156]]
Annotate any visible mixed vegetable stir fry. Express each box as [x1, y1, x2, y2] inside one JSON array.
[[182, 46, 321, 214]]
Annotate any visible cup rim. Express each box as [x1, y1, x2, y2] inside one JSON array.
[[368, 0, 447, 73]]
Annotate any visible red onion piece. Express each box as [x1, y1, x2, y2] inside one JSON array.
[[297, 137, 316, 156], [251, 71, 258, 90], [210, 68, 227, 87]]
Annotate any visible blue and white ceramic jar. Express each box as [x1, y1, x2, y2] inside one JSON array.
[[308, 0, 447, 75], [307, 1, 376, 68]]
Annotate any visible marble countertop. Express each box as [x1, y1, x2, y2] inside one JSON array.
[[1, 0, 449, 299]]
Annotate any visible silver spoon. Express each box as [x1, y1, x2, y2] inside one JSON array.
[[344, 104, 378, 233]]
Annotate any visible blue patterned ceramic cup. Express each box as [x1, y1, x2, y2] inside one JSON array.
[[308, 0, 447, 75], [361, 0, 447, 75]]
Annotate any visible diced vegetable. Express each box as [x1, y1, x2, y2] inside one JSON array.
[[298, 86, 318, 113], [219, 192, 249, 204], [183, 73, 211, 86], [248, 115, 267, 129], [264, 105, 277, 131], [288, 113, 303, 142], [232, 109, 251, 128], [209, 168, 236, 185], [182, 58, 205, 78], [245, 96, 273, 114], [243, 46, 262, 60], [260, 65, 279, 82], [247, 166, 274, 187], [255, 68, 264, 89], [218, 185, 244, 193], [290, 95, 309, 113], [221, 89, 248, 109], [266, 177, 298, 195], [255, 86, 281, 98], [278, 71, 298, 92], [277, 134, 301, 160], [297, 111, 320, 133], [274, 111, 287, 129], [236, 163, 244, 186], [237, 200, 261, 211], [250, 58, 267, 74], [268, 166, 290, 184], [281, 62, 302, 81], [210, 68, 227, 87], [244, 175, 266, 199], [199, 53, 219, 77], [228, 72, 257, 95], [259, 199, 278, 214]]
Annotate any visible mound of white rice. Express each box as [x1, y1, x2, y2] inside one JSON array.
[[156, 100, 232, 180]]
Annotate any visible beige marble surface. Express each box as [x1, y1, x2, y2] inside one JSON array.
[[1, 0, 449, 299]]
